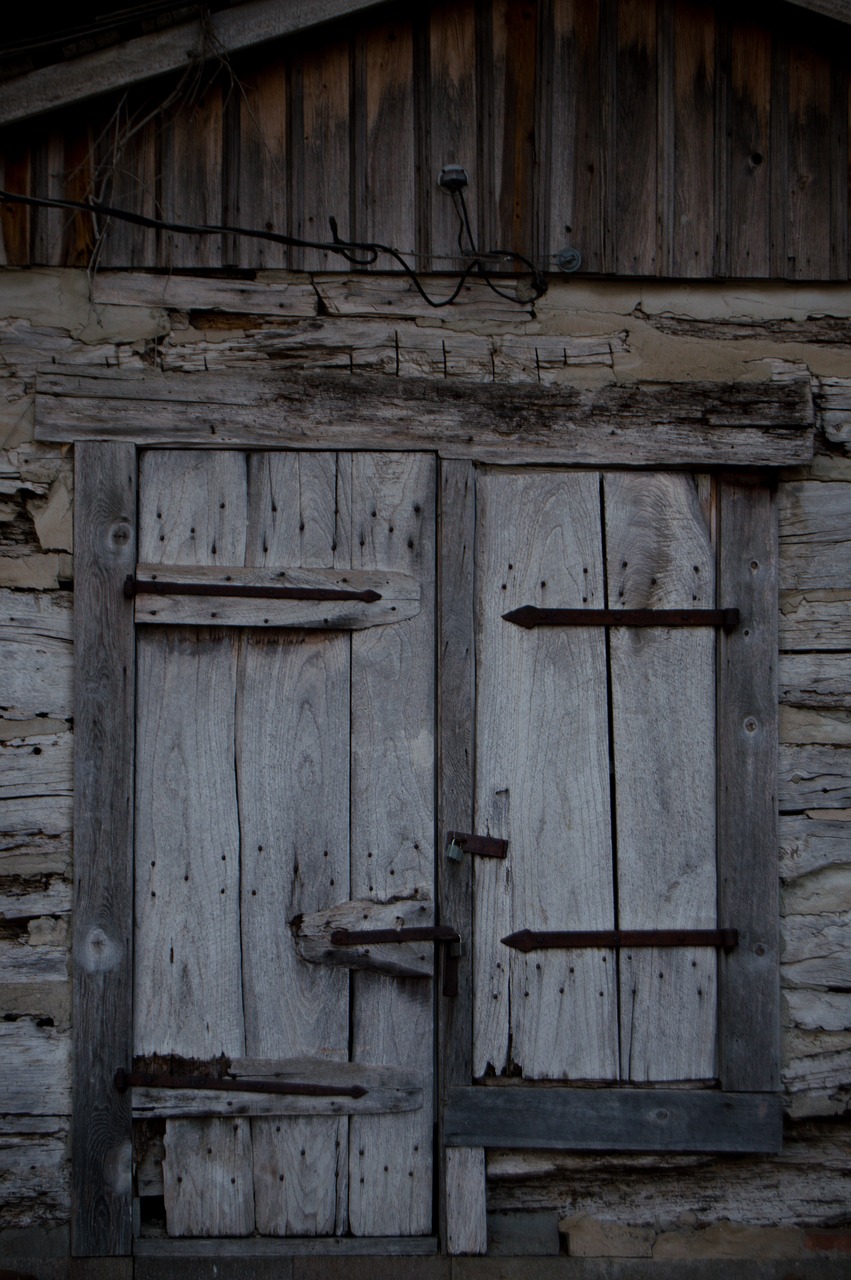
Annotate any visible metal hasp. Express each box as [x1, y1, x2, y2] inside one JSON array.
[[502, 929, 739, 953], [124, 574, 382, 603], [330, 925, 463, 997], [503, 606, 740, 631], [114, 1069, 367, 1098], [446, 830, 508, 859]]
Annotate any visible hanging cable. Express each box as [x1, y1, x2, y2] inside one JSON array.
[[0, 188, 550, 309]]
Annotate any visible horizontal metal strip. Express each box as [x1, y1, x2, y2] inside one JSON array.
[[503, 606, 740, 630], [116, 1070, 366, 1098], [502, 929, 738, 952], [445, 1087, 783, 1153], [131, 563, 421, 629]]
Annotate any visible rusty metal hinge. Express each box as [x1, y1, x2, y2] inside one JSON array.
[[124, 574, 381, 603], [503, 607, 740, 631], [114, 1069, 367, 1098], [330, 925, 463, 997], [445, 831, 508, 860], [502, 928, 739, 953]]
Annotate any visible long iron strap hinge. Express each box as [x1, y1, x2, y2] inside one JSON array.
[[114, 1070, 367, 1098], [503, 606, 740, 631], [502, 928, 739, 953], [330, 925, 463, 997], [124, 573, 382, 603]]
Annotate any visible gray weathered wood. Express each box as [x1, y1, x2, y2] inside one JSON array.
[[780, 815, 851, 880], [133, 563, 420, 629], [717, 476, 780, 1092], [474, 470, 616, 1081], [0, 0, 388, 125], [780, 654, 851, 709], [135, 451, 252, 1237], [444, 1086, 783, 1153], [779, 482, 851, 590], [130, 1058, 423, 1118], [0, 732, 72, 836], [72, 440, 136, 1256], [293, 892, 435, 978], [780, 590, 851, 651], [0, 1017, 71, 1114], [34, 370, 815, 467], [348, 453, 435, 1236], [0, 589, 72, 720], [605, 473, 717, 1082], [445, 1146, 487, 1256], [162, 1119, 254, 1238], [239, 451, 350, 1237], [779, 744, 851, 810], [437, 459, 478, 1248]]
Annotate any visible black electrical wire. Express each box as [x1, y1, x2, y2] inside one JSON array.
[[0, 187, 549, 308]]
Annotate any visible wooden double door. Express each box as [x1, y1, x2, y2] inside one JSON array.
[[132, 449, 720, 1240]]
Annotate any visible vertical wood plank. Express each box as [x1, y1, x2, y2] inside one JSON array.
[[445, 1147, 487, 1255], [474, 471, 617, 1081], [717, 476, 779, 1092], [437, 460, 478, 1247], [30, 131, 64, 266], [829, 46, 848, 280], [571, 0, 605, 274], [230, 57, 288, 269], [348, 453, 436, 1236], [730, 20, 772, 277], [62, 110, 96, 267], [159, 80, 224, 268], [135, 451, 252, 1237], [769, 28, 790, 279], [494, 0, 538, 260], [361, 20, 416, 254], [614, 0, 657, 275], [72, 441, 136, 1256], [606, 473, 717, 1083], [672, 0, 716, 277], [95, 99, 158, 268], [786, 42, 832, 278], [241, 453, 349, 1236], [429, 1, 478, 269], [296, 37, 352, 269], [0, 127, 32, 265]]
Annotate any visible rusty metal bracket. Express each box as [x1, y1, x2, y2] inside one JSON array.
[[503, 606, 740, 631], [446, 830, 508, 860], [330, 925, 463, 997], [124, 574, 381, 603], [502, 928, 739, 953], [114, 1069, 367, 1098]]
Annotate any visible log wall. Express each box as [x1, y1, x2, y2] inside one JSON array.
[[0, 0, 850, 280], [0, 265, 850, 1265]]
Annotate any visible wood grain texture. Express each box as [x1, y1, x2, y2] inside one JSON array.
[[162, 1118, 254, 1237], [132, 563, 420, 629], [72, 441, 136, 1256], [445, 1146, 487, 1255], [293, 891, 435, 978], [672, 0, 716, 276], [359, 20, 416, 252], [615, 0, 657, 274], [730, 20, 772, 277], [779, 482, 851, 590], [95, 96, 157, 269], [240, 453, 350, 1236], [428, 0, 478, 267], [158, 81, 224, 269], [445, 1086, 783, 1152], [605, 472, 717, 1082], [717, 477, 780, 1092], [786, 41, 833, 278], [295, 36, 351, 269], [230, 55, 288, 270], [436, 459, 480, 1249], [473, 470, 616, 1081], [0, 589, 72, 721], [35, 370, 816, 467], [348, 452, 435, 1236]]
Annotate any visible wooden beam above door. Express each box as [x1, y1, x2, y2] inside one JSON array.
[[35, 367, 814, 467]]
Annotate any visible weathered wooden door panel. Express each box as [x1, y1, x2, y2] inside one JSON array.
[[472, 468, 719, 1086], [133, 448, 435, 1239]]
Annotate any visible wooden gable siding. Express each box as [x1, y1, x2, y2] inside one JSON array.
[[0, 0, 848, 280]]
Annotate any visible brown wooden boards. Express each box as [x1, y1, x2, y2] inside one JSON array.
[[72, 442, 137, 1256], [132, 448, 436, 1240]]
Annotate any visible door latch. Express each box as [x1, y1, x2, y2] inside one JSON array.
[[330, 925, 464, 996]]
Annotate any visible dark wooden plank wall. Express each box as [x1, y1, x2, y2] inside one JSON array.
[[1, 0, 848, 279]]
